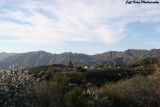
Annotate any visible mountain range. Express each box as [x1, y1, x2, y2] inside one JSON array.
[[0, 49, 160, 69]]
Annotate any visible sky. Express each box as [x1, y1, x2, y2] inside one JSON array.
[[0, 0, 160, 54]]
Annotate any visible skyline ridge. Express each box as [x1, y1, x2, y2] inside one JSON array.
[[1, 48, 160, 55]]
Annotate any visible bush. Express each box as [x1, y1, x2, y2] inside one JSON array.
[[64, 87, 90, 107], [64, 87, 112, 107], [76, 67, 86, 72], [29, 74, 70, 107], [0, 70, 35, 107], [98, 75, 160, 107], [29, 72, 113, 107]]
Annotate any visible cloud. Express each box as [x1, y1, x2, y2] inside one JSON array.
[[0, 0, 160, 46]]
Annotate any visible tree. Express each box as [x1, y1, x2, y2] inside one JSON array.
[[68, 61, 73, 71]]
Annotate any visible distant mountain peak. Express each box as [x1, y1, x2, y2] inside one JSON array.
[[0, 49, 160, 69]]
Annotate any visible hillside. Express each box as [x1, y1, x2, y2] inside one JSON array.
[[0, 52, 15, 61], [0, 49, 160, 68]]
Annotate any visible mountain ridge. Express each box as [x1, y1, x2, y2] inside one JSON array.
[[0, 49, 160, 69]]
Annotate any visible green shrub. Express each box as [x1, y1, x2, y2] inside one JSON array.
[[76, 67, 86, 72], [98, 75, 160, 107], [64, 87, 90, 107], [29, 74, 70, 107]]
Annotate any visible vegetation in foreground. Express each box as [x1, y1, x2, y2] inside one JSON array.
[[0, 56, 160, 107]]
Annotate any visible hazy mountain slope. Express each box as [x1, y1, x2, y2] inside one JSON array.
[[0, 51, 53, 68], [50, 52, 94, 65], [0, 49, 160, 69], [0, 51, 94, 68], [93, 49, 160, 66], [0, 52, 16, 61]]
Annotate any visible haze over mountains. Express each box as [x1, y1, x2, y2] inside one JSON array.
[[0, 49, 160, 69], [0, 52, 16, 61]]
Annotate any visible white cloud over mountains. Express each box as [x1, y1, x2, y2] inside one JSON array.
[[0, 0, 160, 46]]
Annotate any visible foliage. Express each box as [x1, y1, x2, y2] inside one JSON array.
[[1, 58, 160, 107], [64, 87, 90, 107], [29, 73, 70, 107], [98, 75, 160, 107], [29, 72, 113, 107], [68, 61, 73, 71], [76, 66, 86, 72], [0, 70, 35, 107]]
